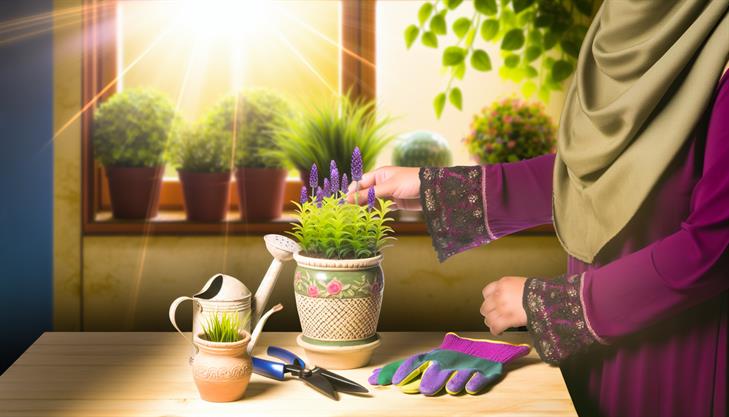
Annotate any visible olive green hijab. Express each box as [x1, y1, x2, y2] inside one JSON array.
[[553, 0, 729, 263]]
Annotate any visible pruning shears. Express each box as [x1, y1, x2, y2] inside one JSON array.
[[252, 346, 368, 400]]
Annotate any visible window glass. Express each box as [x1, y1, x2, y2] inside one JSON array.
[[116, 0, 341, 177], [375, 1, 566, 168]]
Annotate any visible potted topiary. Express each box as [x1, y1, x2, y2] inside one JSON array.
[[289, 148, 395, 369], [463, 97, 556, 164], [275, 94, 393, 187], [204, 89, 292, 221], [93, 88, 177, 219], [168, 119, 233, 222], [192, 312, 252, 402]]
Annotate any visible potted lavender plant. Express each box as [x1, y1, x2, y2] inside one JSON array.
[[289, 147, 395, 369]]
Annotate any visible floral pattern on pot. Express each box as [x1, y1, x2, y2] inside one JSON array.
[[294, 266, 384, 299]]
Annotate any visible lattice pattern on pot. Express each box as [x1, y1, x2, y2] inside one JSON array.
[[295, 293, 382, 341]]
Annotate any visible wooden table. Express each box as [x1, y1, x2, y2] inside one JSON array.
[[0, 332, 576, 416]]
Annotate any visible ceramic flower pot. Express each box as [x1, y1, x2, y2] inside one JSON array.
[[293, 253, 384, 369], [235, 167, 287, 221], [192, 331, 252, 403], [105, 166, 163, 219], [178, 171, 231, 222]]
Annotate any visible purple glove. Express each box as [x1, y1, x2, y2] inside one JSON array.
[[369, 333, 530, 396]]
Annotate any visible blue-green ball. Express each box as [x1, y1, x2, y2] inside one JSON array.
[[392, 130, 452, 167]]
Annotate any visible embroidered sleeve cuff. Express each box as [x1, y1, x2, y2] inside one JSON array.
[[523, 273, 603, 365], [419, 166, 495, 262]]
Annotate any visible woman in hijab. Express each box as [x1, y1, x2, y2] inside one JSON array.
[[349, 1, 729, 415]]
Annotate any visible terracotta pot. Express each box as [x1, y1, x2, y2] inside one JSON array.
[[293, 253, 384, 369], [235, 167, 287, 221], [178, 171, 231, 222], [105, 166, 163, 219], [192, 331, 252, 402]]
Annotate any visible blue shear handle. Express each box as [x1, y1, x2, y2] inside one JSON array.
[[252, 357, 286, 380], [267, 346, 306, 368]]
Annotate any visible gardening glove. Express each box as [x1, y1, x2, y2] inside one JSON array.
[[368, 333, 530, 396]]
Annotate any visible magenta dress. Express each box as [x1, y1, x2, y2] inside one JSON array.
[[419, 72, 729, 417]]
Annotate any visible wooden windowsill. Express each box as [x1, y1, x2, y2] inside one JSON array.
[[85, 211, 555, 236]]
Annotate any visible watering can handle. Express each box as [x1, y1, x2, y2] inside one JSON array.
[[169, 296, 194, 341]]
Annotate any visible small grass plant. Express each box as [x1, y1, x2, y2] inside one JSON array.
[[289, 148, 395, 259], [201, 311, 248, 343]]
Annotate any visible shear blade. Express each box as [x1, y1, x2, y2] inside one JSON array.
[[302, 372, 338, 400], [315, 368, 369, 394]]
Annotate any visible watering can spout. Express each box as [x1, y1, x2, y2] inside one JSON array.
[[248, 304, 283, 354], [253, 234, 300, 324]]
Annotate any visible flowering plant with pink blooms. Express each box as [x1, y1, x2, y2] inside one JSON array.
[[289, 148, 395, 259], [463, 98, 556, 164]]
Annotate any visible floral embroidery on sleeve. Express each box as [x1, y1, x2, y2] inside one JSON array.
[[523, 273, 603, 365], [419, 166, 493, 262]]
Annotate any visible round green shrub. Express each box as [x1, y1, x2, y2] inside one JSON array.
[[392, 130, 452, 167], [204, 88, 292, 169], [168, 121, 232, 173], [463, 98, 556, 164], [92, 88, 177, 167]]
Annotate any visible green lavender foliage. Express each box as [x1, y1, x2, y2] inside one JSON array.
[[201, 311, 248, 343], [204, 88, 292, 169], [168, 120, 233, 173], [92, 88, 178, 167], [290, 193, 395, 259], [274, 94, 394, 180], [404, 0, 601, 117]]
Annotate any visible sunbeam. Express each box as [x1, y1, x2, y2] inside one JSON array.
[[277, 32, 338, 96]]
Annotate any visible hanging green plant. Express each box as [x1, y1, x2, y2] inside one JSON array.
[[404, 0, 600, 117]]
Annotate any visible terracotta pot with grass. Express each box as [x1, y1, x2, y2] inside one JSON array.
[[192, 323, 252, 402], [92, 88, 177, 220]]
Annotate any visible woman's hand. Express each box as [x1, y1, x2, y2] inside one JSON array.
[[346, 166, 422, 210], [480, 276, 528, 335]]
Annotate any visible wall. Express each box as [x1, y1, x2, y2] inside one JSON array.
[[0, 0, 54, 373], [52, 1, 568, 334]]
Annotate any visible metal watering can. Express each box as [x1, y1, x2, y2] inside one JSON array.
[[168, 234, 300, 355]]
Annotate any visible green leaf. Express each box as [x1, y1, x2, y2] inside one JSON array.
[[474, 0, 497, 16], [480, 19, 499, 41], [501, 29, 525, 50], [418, 2, 434, 26], [433, 92, 446, 118], [575, 0, 593, 16], [527, 30, 542, 46], [538, 85, 551, 102], [430, 13, 447, 35], [504, 54, 519, 68], [471, 49, 492, 71], [525, 64, 538, 78], [464, 27, 476, 47], [452, 61, 467, 79], [551, 59, 574, 82], [421, 31, 438, 48], [543, 30, 558, 50], [512, 0, 534, 14], [521, 80, 537, 97], [453, 17, 471, 38], [443, 0, 464, 9], [449, 87, 463, 110], [560, 40, 579, 58], [525, 45, 541, 62], [404, 25, 419, 49], [535, 13, 553, 28], [442, 46, 466, 66]]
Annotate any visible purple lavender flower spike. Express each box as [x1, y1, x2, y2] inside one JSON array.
[[315, 186, 324, 208], [341, 173, 349, 194], [323, 178, 331, 197], [367, 186, 376, 210], [299, 185, 308, 205], [309, 163, 318, 190], [329, 160, 339, 194], [351, 147, 363, 181]]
